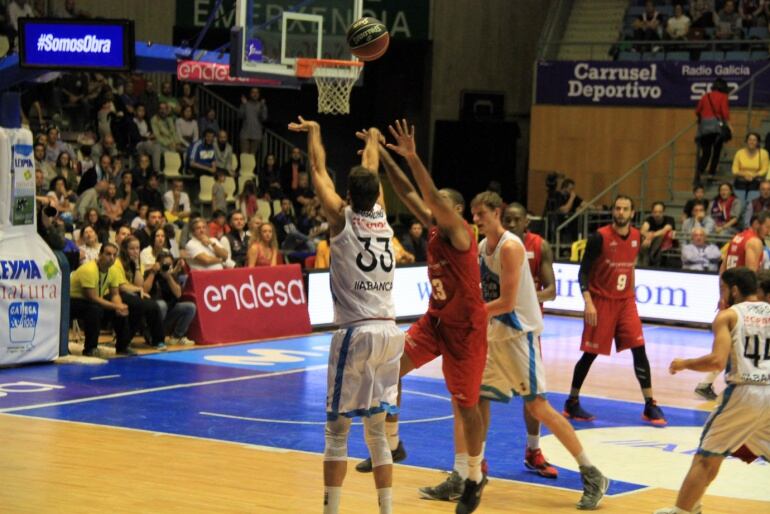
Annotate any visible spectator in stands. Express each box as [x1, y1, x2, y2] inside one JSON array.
[[188, 128, 217, 177], [238, 178, 259, 219], [681, 227, 722, 271], [208, 209, 228, 239], [151, 102, 185, 161], [212, 169, 227, 213], [118, 170, 139, 220], [740, 0, 764, 27], [132, 104, 161, 170], [134, 208, 166, 250], [55, 0, 91, 19], [401, 220, 427, 262], [273, 197, 313, 251], [77, 225, 101, 264], [101, 182, 124, 229], [140, 226, 167, 269], [132, 153, 153, 188], [59, 72, 90, 130], [695, 78, 731, 186], [163, 179, 191, 225], [550, 177, 586, 242], [746, 179, 770, 222], [143, 250, 197, 346], [666, 3, 691, 40], [79, 206, 109, 244], [119, 81, 138, 116], [247, 221, 279, 267], [639, 201, 675, 267], [78, 144, 95, 178], [45, 127, 74, 164], [34, 143, 55, 182], [633, 1, 664, 50], [732, 131, 769, 225], [96, 92, 118, 139], [69, 242, 132, 357], [710, 182, 742, 236], [138, 172, 164, 212], [239, 87, 268, 157], [214, 129, 234, 175], [314, 234, 330, 269], [141, 80, 159, 119], [690, 0, 716, 28], [715, 0, 743, 40], [280, 147, 305, 195], [681, 202, 716, 239], [186, 218, 228, 270], [221, 211, 250, 268], [76, 179, 107, 221], [261, 153, 282, 198], [159, 82, 180, 114], [115, 236, 166, 350], [34, 169, 47, 198], [48, 176, 75, 226], [176, 105, 198, 152], [199, 107, 220, 135], [131, 203, 148, 231], [54, 151, 78, 193], [7, 0, 35, 53], [179, 83, 197, 114], [291, 171, 314, 214], [114, 225, 132, 247]]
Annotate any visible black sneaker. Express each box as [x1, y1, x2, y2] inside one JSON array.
[[455, 476, 487, 514], [694, 384, 718, 401], [115, 346, 138, 356], [643, 399, 667, 426], [563, 398, 596, 421], [355, 440, 407, 473], [82, 347, 102, 357]]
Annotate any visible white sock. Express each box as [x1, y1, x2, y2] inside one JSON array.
[[527, 434, 540, 450], [468, 454, 483, 483], [323, 486, 342, 514], [385, 421, 399, 451], [377, 487, 392, 514], [576, 451, 592, 468], [481, 441, 487, 459], [454, 452, 469, 480]]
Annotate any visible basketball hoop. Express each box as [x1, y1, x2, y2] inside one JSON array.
[[296, 58, 363, 115]]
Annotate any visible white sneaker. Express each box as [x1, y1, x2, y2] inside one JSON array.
[[654, 506, 699, 514], [168, 336, 195, 346]]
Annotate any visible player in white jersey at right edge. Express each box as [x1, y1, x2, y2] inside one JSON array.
[[288, 116, 404, 514], [470, 192, 609, 510], [656, 267, 770, 514]]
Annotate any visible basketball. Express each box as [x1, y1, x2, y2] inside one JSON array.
[[346, 17, 389, 62]]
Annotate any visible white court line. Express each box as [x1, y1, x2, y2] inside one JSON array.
[[199, 411, 455, 425], [89, 375, 121, 381], [0, 365, 328, 414], [0, 412, 647, 498]]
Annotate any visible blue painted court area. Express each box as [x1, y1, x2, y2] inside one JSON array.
[[0, 316, 716, 496]]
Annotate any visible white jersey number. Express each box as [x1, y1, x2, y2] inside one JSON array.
[[726, 255, 739, 269], [431, 278, 447, 301], [356, 237, 394, 273], [616, 274, 628, 291]]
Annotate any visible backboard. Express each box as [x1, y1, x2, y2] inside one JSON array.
[[230, 0, 363, 87]]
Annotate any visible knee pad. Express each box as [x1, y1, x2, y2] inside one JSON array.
[[363, 413, 392, 468], [324, 417, 351, 462]]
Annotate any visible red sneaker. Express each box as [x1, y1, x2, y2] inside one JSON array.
[[481, 458, 489, 476], [524, 448, 558, 479]]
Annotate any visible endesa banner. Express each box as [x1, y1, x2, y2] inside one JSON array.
[[536, 60, 770, 107], [182, 264, 311, 344], [176, 60, 283, 87], [307, 263, 720, 327]]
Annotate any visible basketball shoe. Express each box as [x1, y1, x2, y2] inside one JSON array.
[[418, 470, 464, 501], [455, 476, 487, 514], [577, 465, 609, 510], [355, 440, 406, 473], [654, 503, 702, 514], [694, 383, 718, 401], [563, 398, 596, 421], [643, 399, 667, 426], [524, 448, 558, 478]]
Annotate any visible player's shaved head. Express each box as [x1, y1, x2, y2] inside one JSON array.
[[348, 165, 380, 212]]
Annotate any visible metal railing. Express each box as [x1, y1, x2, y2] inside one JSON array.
[[541, 38, 770, 61], [553, 60, 770, 256], [536, 0, 572, 61]]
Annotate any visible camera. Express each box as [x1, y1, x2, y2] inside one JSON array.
[[161, 262, 171, 272], [43, 205, 58, 217]]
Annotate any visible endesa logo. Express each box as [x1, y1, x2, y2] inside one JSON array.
[[202, 275, 305, 313]]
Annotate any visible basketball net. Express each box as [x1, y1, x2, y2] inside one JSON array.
[[296, 58, 363, 115]]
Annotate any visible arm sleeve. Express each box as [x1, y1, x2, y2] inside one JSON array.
[[578, 233, 603, 293]]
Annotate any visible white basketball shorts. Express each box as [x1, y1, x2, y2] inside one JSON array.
[[480, 323, 547, 403]]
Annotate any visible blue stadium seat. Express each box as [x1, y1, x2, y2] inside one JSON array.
[[642, 52, 665, 61], [750, 50, 769, 60], [749, 27, 770, 40], [666, 51, 690, 61], [725, 51, 751, 61], [700, 51, 725, 60], [619, 51, 641, 61]]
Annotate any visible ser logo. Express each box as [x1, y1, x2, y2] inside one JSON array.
[[690, 82, 739, 101], [9, 301, 39, 344]]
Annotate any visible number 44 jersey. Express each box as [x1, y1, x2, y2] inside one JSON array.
[[729, 302, 770, 385], [330, 205, 396, 326], [588, 225, 641, 299]]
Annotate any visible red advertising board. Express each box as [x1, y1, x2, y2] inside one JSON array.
[[182, 265, 311, 345], [176, 60, 282, 87]]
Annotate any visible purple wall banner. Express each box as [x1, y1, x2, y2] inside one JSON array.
[[536, 60, 770, 107]]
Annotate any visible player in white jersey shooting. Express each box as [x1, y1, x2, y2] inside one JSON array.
[[289, 117, 404, 514], [657, 267, 770, 514]]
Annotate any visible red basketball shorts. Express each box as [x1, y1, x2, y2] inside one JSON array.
[[581, 295, 645, 355], [405, 313, 487, 408]]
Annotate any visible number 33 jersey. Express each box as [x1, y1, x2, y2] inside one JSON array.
[[330, 205, 395, 325], [589, 225, 641, 299], [425, 223, 486, 325], [729, 302, 770, 385]]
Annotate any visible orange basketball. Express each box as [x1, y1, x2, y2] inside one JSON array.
[[346, 17, 389, 62]]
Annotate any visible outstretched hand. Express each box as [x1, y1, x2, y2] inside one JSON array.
[[355, 128, 386, 144], [288, 116, 318, 132], [386, 119, 416, 157]]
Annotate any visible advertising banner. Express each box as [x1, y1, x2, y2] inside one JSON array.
[[176, 60, 283, 87], [307, 263, 720, 327], [183, 264, 311, 344], [536, 60, 770, 107]]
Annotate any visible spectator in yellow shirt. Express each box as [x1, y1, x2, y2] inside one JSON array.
[[732, 132, 770, 226]]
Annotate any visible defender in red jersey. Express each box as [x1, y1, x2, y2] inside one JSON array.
[[502, 203, 559, 478], [353, 120, 488, 513], [563, 195, 667, 425]]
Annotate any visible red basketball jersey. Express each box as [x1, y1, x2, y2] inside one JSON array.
[[725, 229, 761, 271], [588, 225, 640, 299], [523, 231, 543, 291], [426, 223, 486, 324]]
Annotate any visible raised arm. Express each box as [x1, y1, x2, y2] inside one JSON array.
[[358, 127, 386, 208], [288, 116, 345, 232], [386, 119, 469, 251]]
